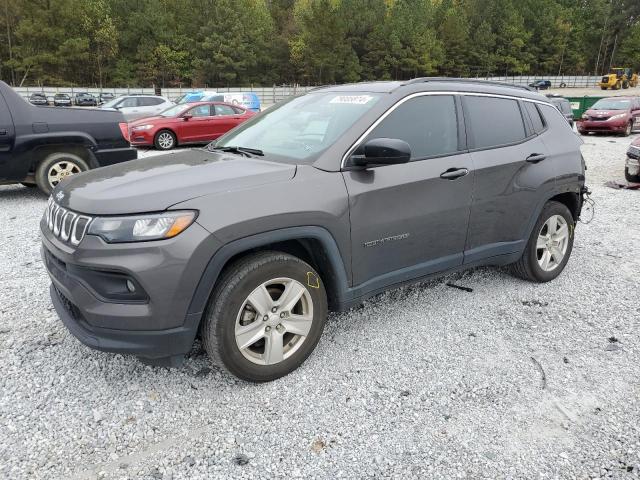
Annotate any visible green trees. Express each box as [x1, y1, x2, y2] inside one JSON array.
[[0, 0, 639, 87]]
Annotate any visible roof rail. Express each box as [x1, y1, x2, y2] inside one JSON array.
[[403, 77, 535, 92]]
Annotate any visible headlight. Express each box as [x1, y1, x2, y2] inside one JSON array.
[[581, 113, 589, 120], [87, 211, 197, 243], [132, 124, 154, 131], [608, 113, 626, 121]]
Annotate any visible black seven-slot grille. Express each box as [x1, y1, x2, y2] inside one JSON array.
[[45, 198, 92, 246]]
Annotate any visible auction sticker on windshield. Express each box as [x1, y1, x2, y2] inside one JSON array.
[[329, 95, 374, 105]]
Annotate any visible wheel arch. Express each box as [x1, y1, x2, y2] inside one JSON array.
[[187, 227, 351, 317]]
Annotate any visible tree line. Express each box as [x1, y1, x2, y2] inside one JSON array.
[[1, 0, 639, 88]]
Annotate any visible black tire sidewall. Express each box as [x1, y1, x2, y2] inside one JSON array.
[[525, 202, 575, 282], [35, 152, 89, 195], [154, 130, 176, 150], [625, 167, 640, 183], [208, 256, 328, 382]]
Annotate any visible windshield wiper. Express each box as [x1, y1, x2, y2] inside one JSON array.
[[208, 145, 264, 157]]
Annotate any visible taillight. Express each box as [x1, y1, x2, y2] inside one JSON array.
[[118, 122, 130, 141]]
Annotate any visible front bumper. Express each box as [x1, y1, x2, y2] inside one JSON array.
[[41, 218, 220, 362], [129, 130, 155, 146], [577, 119, 628, 133]]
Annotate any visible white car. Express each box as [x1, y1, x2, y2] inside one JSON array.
[[101, 95, 174, 121]]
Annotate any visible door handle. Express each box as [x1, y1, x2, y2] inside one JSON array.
[[526, 153, 546, 163], [440, 168, 469, 180]]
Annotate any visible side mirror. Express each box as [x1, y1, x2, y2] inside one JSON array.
[[350, 138, 411, 167], [182, 113, 192, 121]]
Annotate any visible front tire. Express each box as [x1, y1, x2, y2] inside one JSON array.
[[510, 201, 575, 282], [201, 251, 328, 382], [35, 152, 89, 195], [623, 122, 632, 137], [154, 130, 176, 150]]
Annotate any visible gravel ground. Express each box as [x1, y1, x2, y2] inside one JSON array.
[[1, 134, 639, 480]]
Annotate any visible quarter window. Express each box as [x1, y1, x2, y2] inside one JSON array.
[[363, 95, 459, 160], [523, 101, 545, 133], [465, 96, 526, 149]]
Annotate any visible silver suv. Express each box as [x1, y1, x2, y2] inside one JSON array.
[[100, 94, 174, 121], [41, 79, 586, 382]]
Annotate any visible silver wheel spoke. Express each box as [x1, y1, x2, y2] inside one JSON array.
[[536, 236, 547, 249], [549, 245, 563, 263], [264, 332, 284, 364], [235, 321, 265, 350], [246, 284, 273, 317], [278, 280, 306, 311], [554, 224, 568, 241], [540, 249, 552, 270], [281, 314, 313, 337], [547, 215, 558, 234]]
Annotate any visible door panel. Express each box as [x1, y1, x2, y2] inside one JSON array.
[[464, 138, 550, 261], [344, 153, 474, 287]]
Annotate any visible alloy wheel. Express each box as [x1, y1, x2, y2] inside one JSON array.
[[536, 214, 569, 272], [234, 278, 314, 365], [157, 132, 174, 149], [47, 160, 82, 188]]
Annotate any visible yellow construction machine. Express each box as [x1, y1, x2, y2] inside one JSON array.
[[598, 67, 639, 90]]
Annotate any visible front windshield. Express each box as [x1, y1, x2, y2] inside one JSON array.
[[592, 99, 631, 110], [213, 92, 381, 162], [160, 104, 190, 117]]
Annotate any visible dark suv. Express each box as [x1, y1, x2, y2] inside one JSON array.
[[41, 79, 586, 382]]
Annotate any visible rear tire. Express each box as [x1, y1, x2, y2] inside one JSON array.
[[201, 251, 328, 382], [625, 167, 640, 183], [510, 201, 575, 283], [154, 130, 176, 150], [35, 152, 89, 195]]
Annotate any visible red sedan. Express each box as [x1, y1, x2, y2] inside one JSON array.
[[128, 102, 256, 150]]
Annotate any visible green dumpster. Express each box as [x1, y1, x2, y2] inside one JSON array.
[[566, 96, 605, 117]]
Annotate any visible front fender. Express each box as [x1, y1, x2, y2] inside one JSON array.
[[186, 226, 351, 317]]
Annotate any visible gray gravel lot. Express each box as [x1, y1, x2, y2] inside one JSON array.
[[1, 134, 639, 480]]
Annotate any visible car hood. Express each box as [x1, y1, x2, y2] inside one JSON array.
[[585, 109, 627, 117], [55, 149, 297, 215], [129, 115, 166, 125]]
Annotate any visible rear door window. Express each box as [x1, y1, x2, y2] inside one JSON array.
[[464, 96, 526, 149], [215, 104, 237, 116], [363, 95, 459, 160]]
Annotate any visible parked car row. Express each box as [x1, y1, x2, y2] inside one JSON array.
[[28, 92, 116, 106]]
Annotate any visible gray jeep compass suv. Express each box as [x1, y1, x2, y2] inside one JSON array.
[[41, 79, 586, 382]]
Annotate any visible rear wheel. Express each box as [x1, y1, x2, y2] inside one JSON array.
[[510, 201, 574, 283], [35, 152, 89, 195], [154, 130, 176, 150], [201, 251, 328, 382]]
